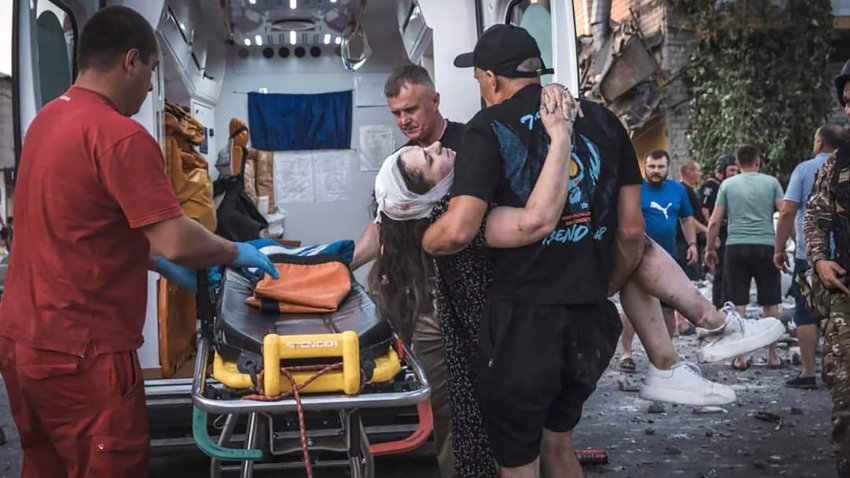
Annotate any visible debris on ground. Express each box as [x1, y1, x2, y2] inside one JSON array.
[[664, 445, 683, 456], [754, 411, 782, 423], [617, 376, 641, 392]]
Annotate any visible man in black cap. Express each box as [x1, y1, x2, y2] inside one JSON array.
[[423, 24, 644, 477], [803, 59, 850, 477]]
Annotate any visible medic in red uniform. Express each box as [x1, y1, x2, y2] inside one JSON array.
[[0, 7, 277, 477]]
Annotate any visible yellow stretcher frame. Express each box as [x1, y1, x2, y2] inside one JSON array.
[[212, 331, 401, 396]]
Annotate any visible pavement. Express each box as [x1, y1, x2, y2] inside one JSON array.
[[0, 333, 835, 477]]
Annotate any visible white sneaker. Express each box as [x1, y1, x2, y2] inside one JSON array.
[[697, 303, 786, 363], [639, 361, 737, 406]]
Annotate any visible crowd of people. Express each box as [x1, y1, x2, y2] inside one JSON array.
[[355, 25, 850, 478], [4, 5, 850, 478], [354, 24, 808, 478]]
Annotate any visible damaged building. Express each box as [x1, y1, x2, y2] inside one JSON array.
[[574, 0, 687, 173], [574, 0, 850, 177]]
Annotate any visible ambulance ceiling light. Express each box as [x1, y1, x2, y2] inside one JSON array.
[[244, 38, 252, 46], [290, 31, 297, 44], [323, 34, 331, 44], [255, 34, 263, 46], [290, 0, 297, 9]]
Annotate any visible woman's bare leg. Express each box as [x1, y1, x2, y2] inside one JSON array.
[[618, 271, 737, 407], [620, 279, 679, 370], [631, 240, 725, 330], [619, 313, 636, 363]]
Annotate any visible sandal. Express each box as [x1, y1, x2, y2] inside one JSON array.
[[753, 357, 786, 369], [619, 357, 636, 374], [731, 357, 752, 371]]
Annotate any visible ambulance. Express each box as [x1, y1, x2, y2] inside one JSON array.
[[10, 0, 579, 475]]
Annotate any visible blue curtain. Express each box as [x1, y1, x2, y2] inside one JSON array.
[[247, 91, 353, 151]]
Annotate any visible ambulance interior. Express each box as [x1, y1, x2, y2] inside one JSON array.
[[13, 0, 575, 468]]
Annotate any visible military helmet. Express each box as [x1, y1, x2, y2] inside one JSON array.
[[714, 154, 736, 175]]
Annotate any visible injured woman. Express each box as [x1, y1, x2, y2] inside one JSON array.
[[357, 88, 784, 477]]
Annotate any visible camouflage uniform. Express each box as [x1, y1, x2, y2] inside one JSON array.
[[804, 152, 850, 476]]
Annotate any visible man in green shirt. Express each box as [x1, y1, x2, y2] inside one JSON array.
[[706, 144, 784, 370]]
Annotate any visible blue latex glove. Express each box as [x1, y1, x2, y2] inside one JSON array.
[[156, 258, 198, 293], [231, 242, 280, 281]]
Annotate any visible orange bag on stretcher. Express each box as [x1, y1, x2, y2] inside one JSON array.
[[245, 255, 351, 314]]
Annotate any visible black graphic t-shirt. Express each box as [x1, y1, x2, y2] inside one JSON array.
[[451, 84, 641, 305], [404, 120, 466, 151]]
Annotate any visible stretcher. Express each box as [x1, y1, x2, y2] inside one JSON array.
[[192, 265, 432, 477]]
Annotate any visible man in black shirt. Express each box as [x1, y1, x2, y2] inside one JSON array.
[[676, 160, 707, 281], [385, 64, 467, 151], [352, 65, 465, 269], [422, 25, 644, 476], [350, 65, 463, 478], [698, 155, 739, 307]]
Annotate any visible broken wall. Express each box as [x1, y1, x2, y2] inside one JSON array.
[[575, 0, 699, 179], [574, 0, 664, 38], [662, 3, 696, 180]]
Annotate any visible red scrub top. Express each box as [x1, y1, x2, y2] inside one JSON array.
[[0, 86, 184, 356]]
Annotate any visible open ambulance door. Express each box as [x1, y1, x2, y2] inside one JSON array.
[[410, 0, 579, 123], [12, 0, 94, 166], [500, 0, 580, 93]]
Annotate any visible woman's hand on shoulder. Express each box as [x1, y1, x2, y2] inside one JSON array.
[[540, 83, 581, 141]]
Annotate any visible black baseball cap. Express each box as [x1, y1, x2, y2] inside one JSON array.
[[453, 24, 546, 78]]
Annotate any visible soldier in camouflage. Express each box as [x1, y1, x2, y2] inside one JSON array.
[[804, 59, 850, 477]]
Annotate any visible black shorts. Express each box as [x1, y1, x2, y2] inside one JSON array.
[[476, 299, 621, 467], [711, 242, 727, 308], [676, 242, 703, 281], [723, 244, 781, 306]]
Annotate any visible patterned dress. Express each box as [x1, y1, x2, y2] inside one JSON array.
[[431, 200, 498, 478]]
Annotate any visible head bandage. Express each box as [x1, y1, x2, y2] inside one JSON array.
[[374, 147, 454, 222]]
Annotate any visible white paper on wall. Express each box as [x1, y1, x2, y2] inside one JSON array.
[[358, 125, 396, 171], [314, 152, 352, 202], [274, 152, 315, 203]]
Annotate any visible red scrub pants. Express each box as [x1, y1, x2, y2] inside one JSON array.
[[0, 337, 149, 477]]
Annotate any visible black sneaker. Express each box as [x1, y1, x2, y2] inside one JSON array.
[[785, 374, 817, 390]]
